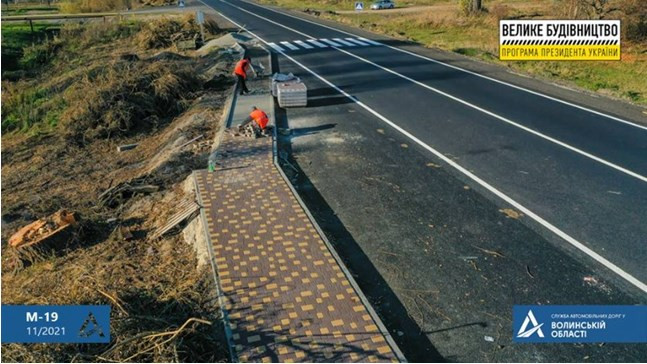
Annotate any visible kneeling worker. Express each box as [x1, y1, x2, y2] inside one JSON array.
[[240, 106, 270, 136]]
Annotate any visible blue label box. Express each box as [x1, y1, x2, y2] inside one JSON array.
[[513, 305, 646, 343], [2, 305, 111, 343]]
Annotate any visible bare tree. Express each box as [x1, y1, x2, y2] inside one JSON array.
[[459, 0, 482, 14], [471, 0, 482, 12]]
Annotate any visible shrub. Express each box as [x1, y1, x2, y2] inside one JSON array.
[[1, 87, 50, 132], [60, 0, 133, 13], [20, 39, 62, 69]]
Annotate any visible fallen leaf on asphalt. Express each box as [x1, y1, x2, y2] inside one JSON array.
[[499, 208, 523, 219]]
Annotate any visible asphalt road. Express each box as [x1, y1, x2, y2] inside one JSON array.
[[199, 0, 647, 361]]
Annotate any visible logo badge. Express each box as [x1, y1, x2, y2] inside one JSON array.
[[78, 312, 106, 338], [517, 310, 545, 338]]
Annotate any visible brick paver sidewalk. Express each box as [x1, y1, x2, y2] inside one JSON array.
[[194, 130, 402, 362]]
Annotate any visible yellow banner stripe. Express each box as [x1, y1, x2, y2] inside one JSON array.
[[499, 45, 620, 61]]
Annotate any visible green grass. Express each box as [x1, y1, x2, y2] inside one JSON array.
[[1, 22, 60, 72], [1, 6, 58, 15], [1, 20, 140, 134]]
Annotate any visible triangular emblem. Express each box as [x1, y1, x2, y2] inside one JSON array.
[[78, 312, 105, 338], [517, 309, 545, 338]]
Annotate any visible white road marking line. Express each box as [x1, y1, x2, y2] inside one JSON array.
[[320, 38, 342, 47], [201, 0, 647, 295], [333, 38, 356, 46], [307, 39, 328, 48], [346, 38, 369, 46], [218, 0, 647, 184], [267, 42, 285, 52], [294, 40, 314, 49], [241, 0, 647, 131], [358, 37, 383, 46], [280, 41, 299, 50]]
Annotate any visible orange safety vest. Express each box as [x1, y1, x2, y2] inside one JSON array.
[[250, 109, 269, 129], [234, 59, 249, 78]]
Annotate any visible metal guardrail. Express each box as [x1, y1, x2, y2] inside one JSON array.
[[1, 10, 181, 32], [1, 12, 125, 21]]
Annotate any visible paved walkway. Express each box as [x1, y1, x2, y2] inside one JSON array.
[[194, 127, 402, 362]]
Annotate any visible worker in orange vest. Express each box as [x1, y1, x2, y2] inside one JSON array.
[[240, 106, 270, 137], [233, 56, 255, 95]]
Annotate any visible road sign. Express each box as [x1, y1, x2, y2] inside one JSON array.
[[355, 2, 364, 11], [178, 0, 185, 7]]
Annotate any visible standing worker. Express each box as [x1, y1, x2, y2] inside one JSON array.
[[233, 56, 256, 96], [240, 106, 270, 137]]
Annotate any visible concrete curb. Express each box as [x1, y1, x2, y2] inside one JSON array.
[[197, 40, 248, 363], [207, 42, 246, 171]]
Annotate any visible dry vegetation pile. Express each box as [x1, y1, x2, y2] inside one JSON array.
[[2, 15, 220, 138], [1, 14, 236, 362], [138, 15, 222, 49], [60, 60, 201, 142]]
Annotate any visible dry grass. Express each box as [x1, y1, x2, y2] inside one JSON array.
[[1, 15, 234, 362], [60, 60, 202, 143], [1, 225, 228, 362], [137, 14, 221, 49], [2, 15, 223, 139]]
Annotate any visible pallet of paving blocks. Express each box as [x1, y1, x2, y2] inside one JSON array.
[[271, 72, 300, 97], [277, 81, 308, 108]]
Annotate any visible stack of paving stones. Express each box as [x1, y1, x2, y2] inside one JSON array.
[[194, 130, 401, 363]]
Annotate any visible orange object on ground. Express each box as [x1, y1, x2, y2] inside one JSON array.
[[234, 59, 250, 78], [9, 210, 77, 249], [250, 109, 269, 129]]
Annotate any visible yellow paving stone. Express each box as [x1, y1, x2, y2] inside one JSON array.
[[331, 319, 344, 327], [372, 335, 386, 343], [301, 304, 314, 311]]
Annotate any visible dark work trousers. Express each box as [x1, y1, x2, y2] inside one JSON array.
[[237, 75, 249, 95]]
